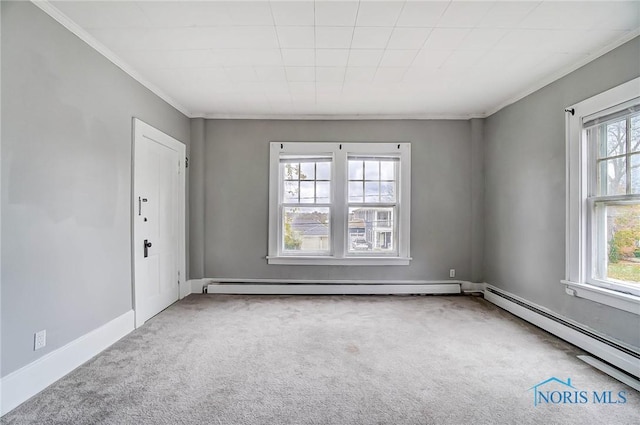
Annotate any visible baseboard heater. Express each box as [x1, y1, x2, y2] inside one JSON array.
[[484, 285, 640, 379], [206, 279, 461, 295]]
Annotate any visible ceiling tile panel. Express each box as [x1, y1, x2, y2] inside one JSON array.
[[316, 67, 347, 83], [224, 1, 274, 26], [460, 29, 508, 50], [379, 50, 418, 68], [316, 49, 350, 67], [422, 28, 471, 50], [387, 28, 432, 50], [375, 67, 407, 82], [255, 67, 288, 82], [281, 49, 315, 66], [355, 1, 404, 27], [351, 27, 394, 49], [345, 67, 377, 83], [276, 26, 315, 48], [315, 1, 359, 27], [347, 49, 385, 67], [477, 2, 539, 29], [286, 67, 316, 82], [225, 67, 259, 83], [270, 1, 315, 26], [316, 27, 354, 48], [411, 49, 453, 69], [395, 2, 449, 28], [437, 1, 494, 28]]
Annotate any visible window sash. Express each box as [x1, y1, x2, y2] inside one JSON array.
[[587, 103, 640, 293]]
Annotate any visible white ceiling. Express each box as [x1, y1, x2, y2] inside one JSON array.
[[44, 1, 640, 119]]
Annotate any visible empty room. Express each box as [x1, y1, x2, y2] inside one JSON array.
[[2, 0, 640, 423]]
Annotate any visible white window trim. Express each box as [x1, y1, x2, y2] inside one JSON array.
[[564, 77, 640, 315], [267, 142, 411, 266]]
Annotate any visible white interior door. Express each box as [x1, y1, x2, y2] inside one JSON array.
[[133, 119, 186, 328]]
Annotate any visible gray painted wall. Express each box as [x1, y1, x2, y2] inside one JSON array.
[[201, 119, 482, 282], [484, 37, 640, 348], [1, 2, 190, 376]]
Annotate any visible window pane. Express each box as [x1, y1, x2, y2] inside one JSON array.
[[364, 182, 379, 203], [300, 162, 315, 180], [598, 157, 626, 195], [597, 204, 640, 285], [380, 160, 395, 180], [599, 119, 627, 158], [348, 207, 395, 254], [283, 163, 300, 180], [316, 181, 330, 203], [632, 114, 640, 153], [632, 154, 640, 194], [380, 182, 396, 202], [349, 160, 363, 180], [316, 162, 331, 180], [283, 207, 330, 253], [364, 161, 379, 180], [283, 181, 299, 203], [299, 181, 315, 203], [349, 182, 363, 203]]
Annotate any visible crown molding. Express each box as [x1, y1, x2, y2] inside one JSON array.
[[31, 0, 192, 118], [192, 112, 487, 121]]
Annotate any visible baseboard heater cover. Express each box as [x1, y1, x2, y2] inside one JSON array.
[[206, 280, 461, 295], [484, 285, 640, 379]]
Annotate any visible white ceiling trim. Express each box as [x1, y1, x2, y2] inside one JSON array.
[[484, 28, 640, 117], [31, 0, 192, 117], [194, 113, 487, 121], [31, 0, 640, 122]]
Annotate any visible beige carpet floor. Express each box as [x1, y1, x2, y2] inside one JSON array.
[[2, 294, 638, 424]]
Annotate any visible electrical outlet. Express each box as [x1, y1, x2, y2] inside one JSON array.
[[34, 330, 46, 351], [449, 269, 456, 278]]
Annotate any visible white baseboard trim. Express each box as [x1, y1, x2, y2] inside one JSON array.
[[206, 279, 462, 295], [578, 355, 640, 391], [484, 285, 639, 379], [0, 310, 135, 416], [188, 279, 207, 294], [461, 282, 486, 293]]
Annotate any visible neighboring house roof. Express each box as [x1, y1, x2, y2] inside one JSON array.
[[291, 219, 328, 237]]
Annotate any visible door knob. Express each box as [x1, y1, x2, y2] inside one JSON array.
[[144, 239, 152, 258]]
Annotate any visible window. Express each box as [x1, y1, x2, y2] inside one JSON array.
[[565, 77, 640, 314], [268, 142, 411, 265]]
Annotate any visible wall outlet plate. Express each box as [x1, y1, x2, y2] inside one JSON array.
[[449, 269, 456, 278], [34, 330, 46, 351]]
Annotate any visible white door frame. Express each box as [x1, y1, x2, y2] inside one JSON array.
[[132, 118, 186, 328]]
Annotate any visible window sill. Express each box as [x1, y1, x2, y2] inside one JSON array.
[[561, 280, 640, 316], [267, 256, 412, 266]]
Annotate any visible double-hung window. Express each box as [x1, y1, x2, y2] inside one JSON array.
[[268, 142, 411, 265], [565, 77, 640, 314]]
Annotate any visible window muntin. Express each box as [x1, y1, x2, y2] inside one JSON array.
[[268, 142, 411, 265], [586, 105, 640, 293]]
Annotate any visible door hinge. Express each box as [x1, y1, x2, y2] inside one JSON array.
[[185, 157, 189, 168], [178, 160, 181, 175], [178, 270, 181, 284]]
